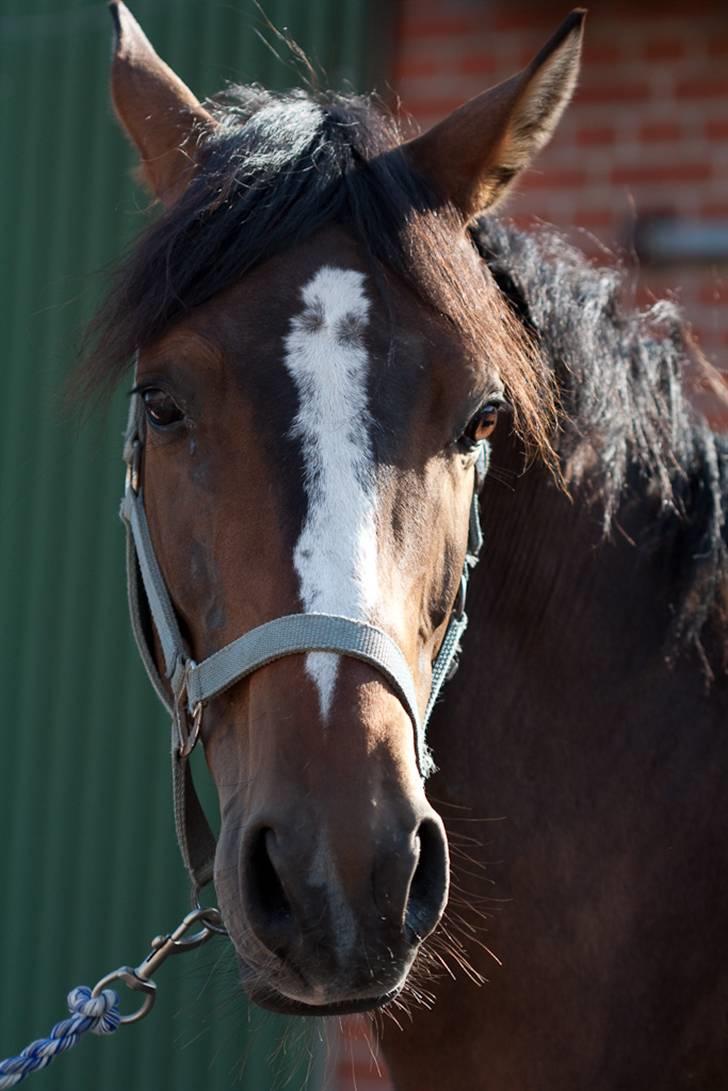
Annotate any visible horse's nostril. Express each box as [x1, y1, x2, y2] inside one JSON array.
[[241, 813, 447, 977], [247, 828, 292, 953], [405, 817, 449, 943]]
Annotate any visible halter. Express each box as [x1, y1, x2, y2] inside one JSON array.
[[120, 390, 486, 894]]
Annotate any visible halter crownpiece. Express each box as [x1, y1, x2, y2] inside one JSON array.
[[120, 388, 486, 893]]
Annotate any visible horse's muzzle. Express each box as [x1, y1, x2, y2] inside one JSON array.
[[218, 806, 449, 1012]]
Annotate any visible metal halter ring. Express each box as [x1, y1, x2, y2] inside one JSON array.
[[195, 897, 228, 936]]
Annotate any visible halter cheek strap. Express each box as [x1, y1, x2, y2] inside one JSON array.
[[120, 394, 485, 894]]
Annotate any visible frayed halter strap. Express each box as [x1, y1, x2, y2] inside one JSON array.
[[120, 387, 486, 895]]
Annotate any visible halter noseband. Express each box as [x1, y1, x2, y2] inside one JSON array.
[[120, 391, 485, 894]]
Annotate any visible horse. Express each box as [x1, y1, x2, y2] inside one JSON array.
[[80, 3, 728, 1088]]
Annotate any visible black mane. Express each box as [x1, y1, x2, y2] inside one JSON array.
[[475, 218, 728, 673]]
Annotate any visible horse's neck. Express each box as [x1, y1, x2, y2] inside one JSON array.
[[463, 437, 701, 719], [475, 449, 654, 656], [428, 432, 716, 809]]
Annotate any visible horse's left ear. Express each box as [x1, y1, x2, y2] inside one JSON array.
[[109, 1, 217, 204], [405, 9, 586, 221]]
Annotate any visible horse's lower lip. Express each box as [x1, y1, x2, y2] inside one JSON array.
[[233, 943, 408, 1016], [246, 983, 402, 1017]]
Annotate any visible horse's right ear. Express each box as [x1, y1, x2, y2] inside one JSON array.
[[405, 9, 586, 222], [109, 1, 216, 205]]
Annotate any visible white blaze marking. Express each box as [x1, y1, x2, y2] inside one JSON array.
[[284, 266, 378, 719]]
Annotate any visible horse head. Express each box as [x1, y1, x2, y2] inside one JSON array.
[[97, 1, 583, 1014]]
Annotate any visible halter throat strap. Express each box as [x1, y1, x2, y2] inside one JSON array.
[[120, 394, 485, 892]]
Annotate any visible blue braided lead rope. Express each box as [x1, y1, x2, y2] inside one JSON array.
[[0, 986, 120, 1088]]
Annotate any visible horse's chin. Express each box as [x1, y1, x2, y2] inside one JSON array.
[[246, 984, 402, 1017], [236, 955, 405, 1016]]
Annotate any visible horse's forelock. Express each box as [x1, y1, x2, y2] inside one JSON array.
[[76, 87, 555, 469]]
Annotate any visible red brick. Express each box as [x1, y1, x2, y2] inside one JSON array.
[[491, 10, 559, 31], [576, 125, 617, 146], [401, 14, 480, 38], [520, 168, 589, 190], [698, 281, 726, 305], [701, 201, 728, 217], [401, 96, 465, 120], [582, 44, 621, 65], [610, 163, 712, 184], [676, 77, 728, 98], [705, 120, 728, 141], [394, 57, 439, 80], [336, 1066, 390, 1091], [457, 53, 498, 76], [643, 39, 687, 62], [516, 44, 546, 66], [634, 283, 660, 308], [640, 121, 682, 142], [336, 1017, 392, 1090], [650, 0, 728, 11], [707, 35, 728, 58], [573, 81, 651, 105], [340, 1016, 372, 1040], [507, 212, 542, 230], [572, 208, 617, 229]]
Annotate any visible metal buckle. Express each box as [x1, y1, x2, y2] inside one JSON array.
[[177, 697, 203, 758], [173, 661, 204, 758]]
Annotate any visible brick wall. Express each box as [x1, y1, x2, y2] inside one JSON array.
[[333, 6, 727, 1087], [393, 0, 728, 428], [331, 1016, 391, 1090]]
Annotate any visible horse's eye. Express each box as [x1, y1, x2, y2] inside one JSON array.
[[464, 403, 500, 444], [141, 388, 184, 428]]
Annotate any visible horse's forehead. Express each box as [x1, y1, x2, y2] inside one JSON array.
[[163, 227, 480, 470], [189, 230, 443, 391], [205, 229, 374, 335]]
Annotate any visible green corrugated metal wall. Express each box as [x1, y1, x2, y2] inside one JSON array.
[[0, 2, 391, 1088]]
